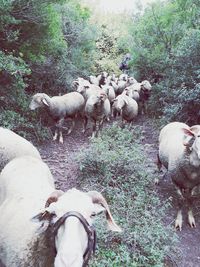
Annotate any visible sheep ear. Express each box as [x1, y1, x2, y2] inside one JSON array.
[[42, 98, 49, 106], [123, 96, 129, 105], [182, 128, 195, 147], [190, 125, 200, 135], [87, 191, 122, 232], [45, 190, 64, 208], [182, 128, 195, 137]]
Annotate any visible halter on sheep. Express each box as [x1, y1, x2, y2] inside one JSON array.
[[50, 211, 97, 267]]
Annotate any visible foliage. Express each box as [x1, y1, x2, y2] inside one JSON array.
[[0, 0, 97, 139], [77, 124, 177, 266], [126, 0, 200, 124]]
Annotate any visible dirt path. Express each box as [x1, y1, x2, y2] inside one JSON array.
[[38, 117, 200, 267]]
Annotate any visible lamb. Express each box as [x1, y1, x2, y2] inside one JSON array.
[[29, 92, 85, 144], [0, 156, 121, 267], [0, 127, 41, 172], [158, 122, 200, 230], [84, 92, 111, 137], [112, 93, 138, 124]]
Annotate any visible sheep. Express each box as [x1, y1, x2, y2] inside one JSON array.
[[0, 156, 121, 267], [112, 94, 138, 125], [115, 76, 137, 96], [89, 75, 100, 86], [124, 87, 140, 102], [72, 77, 91, 90], [84, 92, 111, 138], [29, 92, 85, 144], [97, 71, 109, 87], [158, 122, 200, 230], [76, 83, 102, 101], [0, 127, 41, 172], [101, 84, 116, 104], [124, 80, 152, 114]]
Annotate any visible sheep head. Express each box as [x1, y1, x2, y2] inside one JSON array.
[[29, 93, 50, 110], [32, 188, 121, 267], [182, 126, 200, 165], [141, 80, 152, 91]]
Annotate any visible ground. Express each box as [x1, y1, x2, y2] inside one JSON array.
[[38, 117, 200, 267]]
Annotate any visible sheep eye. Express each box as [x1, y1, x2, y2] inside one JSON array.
[[90, 212, 96, 218]]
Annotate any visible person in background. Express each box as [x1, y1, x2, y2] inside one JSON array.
[[119, 53, 131, 74]]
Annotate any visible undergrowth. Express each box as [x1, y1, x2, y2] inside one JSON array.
[[77, 123, 178, 267]]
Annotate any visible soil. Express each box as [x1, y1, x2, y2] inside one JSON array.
[[38, 117, 200, 267]]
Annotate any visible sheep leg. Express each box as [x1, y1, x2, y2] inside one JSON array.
[[56, 118, 64, 144], [59, 129, 63, 144], [92, 121, 97, 138], [187, 198, 196, 228], [175, 189, 184, 230], [67, 119, 75, 135], [53, 129, 58, 141], [175, 209, 183, 231], [188, 209, 196, 228], [83, 117, 88, 133]]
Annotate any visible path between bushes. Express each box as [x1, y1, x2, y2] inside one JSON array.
[[38, 117, 200, 267]]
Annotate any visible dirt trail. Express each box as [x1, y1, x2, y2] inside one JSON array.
[[38, 117, 200, 267]]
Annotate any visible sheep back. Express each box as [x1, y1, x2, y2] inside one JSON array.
[[49, 92, 85, 120], [0, 127, 41, 172]]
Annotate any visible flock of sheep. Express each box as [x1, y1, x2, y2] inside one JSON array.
[[29, 72, 152, 143], [0, 71, 200, 266]]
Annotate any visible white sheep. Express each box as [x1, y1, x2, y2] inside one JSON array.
[[101, 84, 116, 104], [89, 75, 100, 86], [84, 92, 111, 137], [124, 80, 152, 114], [158, 122, 200, 230], [72, 77, 91, 90], [29, 92, 85, 144], [0, 127, 41, 172], [115, 76, 137, 96], [76, 83, 102, 101], [112, 94, 138, 124], [0, 156, 121, 267]]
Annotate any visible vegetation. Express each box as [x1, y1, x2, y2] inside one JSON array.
[[77, 124, 177, 266], [1, 0, 199, 137], [0, 0, 97, 140], [1, 0, 199, 264], [127, 0, 200, 124]]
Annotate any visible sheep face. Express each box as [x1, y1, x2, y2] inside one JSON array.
[[113, 96, 127, 112], [33, 188, 121, 267], [128, 77, 137, 84], [29, 93, 47, 110], [52, 189, 103, 267], [183, 126, 200, 162], [141, 80, 152, 91]]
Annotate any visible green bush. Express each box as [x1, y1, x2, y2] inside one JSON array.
[[77, 124, 177, 267]]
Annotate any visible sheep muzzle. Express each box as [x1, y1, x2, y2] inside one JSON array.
[[49, 211, 97, 267]]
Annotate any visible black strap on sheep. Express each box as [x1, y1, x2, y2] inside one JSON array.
[[50, 211, 97, 267]]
